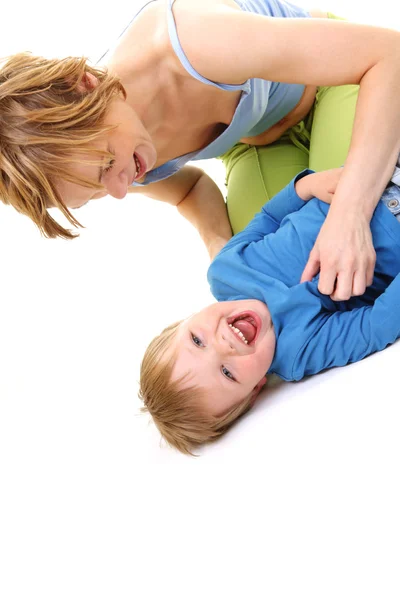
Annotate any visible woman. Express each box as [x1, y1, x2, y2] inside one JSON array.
[[1, 0, 400, 302]]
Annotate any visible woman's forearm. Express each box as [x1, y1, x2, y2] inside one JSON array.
[[177, 171, 233, 260], [332, 44, 400, 220]]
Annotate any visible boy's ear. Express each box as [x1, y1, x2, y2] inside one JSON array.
[[76, 72, 99, 93], [249, 375, 267, 406]]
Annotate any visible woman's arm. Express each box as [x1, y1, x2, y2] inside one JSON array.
[[175, 3, 400, 299], [129, 165, 232, 260]]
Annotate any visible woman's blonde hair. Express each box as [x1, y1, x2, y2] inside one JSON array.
[[139, 321, 254, 456], [0, 52, 126, 238]]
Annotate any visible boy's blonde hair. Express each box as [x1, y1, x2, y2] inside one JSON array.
[[0, 52, 125, 238], [139, 321, 254, 455]]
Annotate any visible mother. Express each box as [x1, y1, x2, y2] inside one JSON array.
[[1, 0, 400, 301]]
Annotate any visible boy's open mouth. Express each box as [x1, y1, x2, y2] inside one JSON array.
[[227, 311, 262, 346]]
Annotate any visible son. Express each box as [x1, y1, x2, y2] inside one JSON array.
[[139, 168, 400, 454]]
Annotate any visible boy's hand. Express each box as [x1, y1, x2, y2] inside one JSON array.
[[296, 168, 343, 203]]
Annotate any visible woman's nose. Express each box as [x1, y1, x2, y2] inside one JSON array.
[[106, 181, 127, 200], [104, 172, 128, 200]]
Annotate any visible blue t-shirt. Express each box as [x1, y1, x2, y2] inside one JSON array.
[[208, 171, 400, 381], [130, 0, 310, 185]]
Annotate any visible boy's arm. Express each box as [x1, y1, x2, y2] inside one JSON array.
[[292, 274, 400, 380], [295, 168, 343, 204], [218, 169, 313, 256]]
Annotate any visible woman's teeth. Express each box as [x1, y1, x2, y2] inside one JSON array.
[[134, 155, 140, 177], [229, 323, 248, 344]]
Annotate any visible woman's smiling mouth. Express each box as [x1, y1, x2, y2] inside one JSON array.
[[132, 152, 145, 182]]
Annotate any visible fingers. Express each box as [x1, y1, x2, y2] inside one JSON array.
[[300, 254, 320, 283], [351, 270, 367, 298], [304, 252, 376, 301], [365, 250, 376, 288], [301, 220, 376, 300], [317, 264, 338, 296], [309, 268, 372, 300], [330, 271, 359, 302], [328, 253, 376, 301]]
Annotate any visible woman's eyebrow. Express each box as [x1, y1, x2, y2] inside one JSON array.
[[98, 146, 111, 183]]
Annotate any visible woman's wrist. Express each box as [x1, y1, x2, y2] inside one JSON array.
[[330, 179, 379, 222]]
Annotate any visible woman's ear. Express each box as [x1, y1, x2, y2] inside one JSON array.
[[76, 72, 99, 93]]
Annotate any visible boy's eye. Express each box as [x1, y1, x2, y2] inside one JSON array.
[[191, 333, 204, 348], [222, 366, 235, 381]]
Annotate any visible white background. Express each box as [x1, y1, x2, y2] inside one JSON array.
[[1, 2, 400, 599]]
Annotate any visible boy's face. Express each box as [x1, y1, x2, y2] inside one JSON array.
[[171, 300, 275, 416]]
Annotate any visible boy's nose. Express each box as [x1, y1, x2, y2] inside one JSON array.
[[215, 334, 235, 355]]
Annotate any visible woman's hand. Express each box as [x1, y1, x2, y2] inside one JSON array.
[[300, 207, 376, 301], [298, 168, 376, 300]]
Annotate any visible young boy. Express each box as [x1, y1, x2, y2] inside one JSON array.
[[139, 168, 400, 455]]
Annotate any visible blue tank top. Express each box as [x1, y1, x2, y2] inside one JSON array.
[[129, 0, 310, 185]]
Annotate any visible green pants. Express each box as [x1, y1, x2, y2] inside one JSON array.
[[221, 13, 359, 234]]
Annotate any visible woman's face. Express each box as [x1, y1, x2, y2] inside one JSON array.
[[56, 96, 157, 209]]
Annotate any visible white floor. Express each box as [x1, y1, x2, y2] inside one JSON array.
[[1, 1, 400, 599]]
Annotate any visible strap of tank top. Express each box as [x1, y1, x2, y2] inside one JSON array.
[[96, 1, 158, 64], [167, 0, 247, 91]]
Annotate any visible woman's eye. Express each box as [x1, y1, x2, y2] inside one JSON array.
[[191, 334, 204, 348], [104, 158, 115, 174], [222, 366, 235, 381]]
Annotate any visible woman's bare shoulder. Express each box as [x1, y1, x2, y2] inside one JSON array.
[[109, 0, 242, 71], [106, 1, 169, 72], [174, 0, 240, 9]]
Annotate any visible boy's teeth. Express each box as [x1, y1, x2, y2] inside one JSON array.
[[229, 323, 248, 344]]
